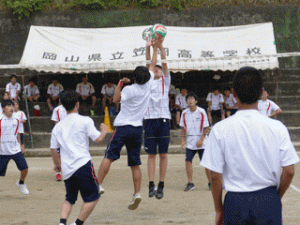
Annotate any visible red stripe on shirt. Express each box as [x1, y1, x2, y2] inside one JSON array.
[[183, 112, 187, 132], [15, 118, 20, 135], [0, 118, 2, 137], [57, 109, 61, 121], [162, 76, 164, 96], [267, 102, 271, 114], [200, 112, 204, 133]]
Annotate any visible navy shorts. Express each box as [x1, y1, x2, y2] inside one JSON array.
[[210, 110, 222, 118], [20, 133, 24, 145], [226, 109, 237, 116], [105, 126, 143, 167], [185, 148, 204, 162], [0, 152, 28, 176], [64, 160, 100, 205], [224, 186, 282, 225], [144, 119, 170, 155]]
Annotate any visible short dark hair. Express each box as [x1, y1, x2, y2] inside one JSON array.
[[29, 78, 36, 83], [180, 86, 187, 90], [2, 99, 14, 108], [155, 65, 162, 70], [212, 84, 220, 92], [233, 67, 263, 104], [223, 86, 231, 92], [10, 74, 17, 79], [133, 66, 150, 85], [60, 90, 79, 111], [186, 92, 198, 102]]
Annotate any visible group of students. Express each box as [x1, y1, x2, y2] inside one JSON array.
[[0, 35, 299, 225]]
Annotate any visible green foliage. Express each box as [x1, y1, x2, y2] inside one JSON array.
[[5, 0, 53, 19], [74, 0, 119, 10]]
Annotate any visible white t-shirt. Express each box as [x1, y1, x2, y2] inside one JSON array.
[[6, 82, 21, 99], [258, 99, 280, 117], [101, 84, 116, 98], [206, 93, 224, 110], [169, 84, 176, 95], [13, 111, 27, 133], [50, 113, 101, 180], [224, 94, 237, 109], [23, 84, 40, 97], [0, 104, 2, 116], [201, 110, 299, 192], [0, 115, 21, 155], [113, 71, 154, 127], [144, 72, 171, 119], [76, 82, 95, 96], [47, 83, 64, 97], [175, 94, 188, 109], [180, 107, 209, 150], [51, 105, 67, 122]]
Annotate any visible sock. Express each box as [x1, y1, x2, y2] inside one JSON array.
[[19, 180, 24, 185], [149, 181, 154, 187], [158, 181, 164, 188], [59, 218, 67, 225], [75, 218, 84, 225]]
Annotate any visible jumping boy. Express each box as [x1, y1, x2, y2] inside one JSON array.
[[180, 92, 210, 191], [50, 90, 108, 225], [0, 99, 29, 195], [206, 85, 225, 126], [13, 101, 27, 152], [258, 88, 282, 117]]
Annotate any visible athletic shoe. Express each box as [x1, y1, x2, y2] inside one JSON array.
[[56, 173, 62, 181], [128, 193, 142, 210], [59, 223, 66, 225], [90, 110, 95, 116], [155, 182, 164, 199], [69, 223, 76, 225], [99, 185, 105, 194], [208, 182, 212, 191], [16, 181, 29, 195], [184, 182, 195, 191], [149, 183, 156, 198]]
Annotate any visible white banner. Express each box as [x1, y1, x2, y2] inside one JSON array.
[[19, 23, 278, 73]]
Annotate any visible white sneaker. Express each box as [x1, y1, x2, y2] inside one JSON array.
[[16, 181, 29, 195], [69, 223, 76, 225], [128, 193, 142, 210], [99, 185, 105, 194]]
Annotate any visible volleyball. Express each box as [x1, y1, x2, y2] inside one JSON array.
[[150, 23, 167, 39]]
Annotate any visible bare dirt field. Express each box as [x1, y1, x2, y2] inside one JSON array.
[[1, 154, 300, 225]]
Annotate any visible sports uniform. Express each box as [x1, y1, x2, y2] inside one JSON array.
[[101, 84, 116, 98], [206, 92, 224, 117], [201, 109, 299, 224], [6, 82, 21, 99], [13, 110, 27, 145], [23, 84, 40, 97], [47, 83, 64, 107], [175, 93, 188, 111], [51, 105, 67, 123], [258, 99, 280, 117], [224, 93, 237, 115]]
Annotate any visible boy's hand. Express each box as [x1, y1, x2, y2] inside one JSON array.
[[181, 141, 185, 150], [54, 163, 61, 172], [196, 139, 203, 148], [120, 77, 131, 83], [146, 35, 152, 48], [100, 123, 108, 133]]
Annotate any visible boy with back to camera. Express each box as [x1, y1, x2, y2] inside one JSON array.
[[0, 99, 29, 195], [201, 67, 299, 225], [50, 90, 108, 225], [180, 92, 210, 191]]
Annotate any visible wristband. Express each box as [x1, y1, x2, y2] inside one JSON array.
[[118, 81, 123, 86]]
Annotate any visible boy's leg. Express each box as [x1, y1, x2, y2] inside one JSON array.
[[207, 109, 212, 125], [159, 153, 168, 182], [61, 200, 73, 221], [147, 154, 156, 182], [176, 111, 180, 126], [131, 165, 142, 195], [226, 110, 231, 118], [97, 158, 113, 185], [186, 161, 193, 183], [77, 199, 99, 222], [20, 168, 28, 181]]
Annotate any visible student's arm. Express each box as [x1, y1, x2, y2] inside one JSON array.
[[149, 38, 161, 72], [17, 133, 23, 152], [94, 123, 108, 143], [159, 42, 169, 77], [146, 36, 151, 69], [277, 164, 295, 198], [15, 90, 20, 101], [51, 148, 61, 172], [269, 108, 282, 118], [181, 127, 186, 150], [197, 127, 209, 148], [113, 78, 131, 103], [210, 171, 224, 225]]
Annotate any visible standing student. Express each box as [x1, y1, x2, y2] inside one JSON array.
[[144, 36, 171, 199], [180, 92, 210, 191], [0, 99, 29, 195], [258, 88, 282, 117], [175, 87, 188, 128], [6, 74, 21, 101], [206, 85, 225, 126], [201, 67, 299, 225], [97, 39, 160, 211], [50, 90, 108, 225], [13, 101, 27, 152]]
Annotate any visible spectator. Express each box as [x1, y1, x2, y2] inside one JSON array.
[[6, 74, 21, 101], [223, 86, 238, 117], [258, 88, 282, 118], [23, 78, 40, 102], [101, 80, 118, 115], [169, 83, 176, 113], [13, 101, 27, 152], [175, 87, 188, 128], [206, 85, 225, 126], [0, 92, 10, 116], [47, 77, 64, 113]]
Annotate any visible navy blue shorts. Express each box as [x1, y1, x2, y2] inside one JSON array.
[[226, 109, 237, 116], [20, 133, 24, 145], [0, 152, 28, 176], [105, 126, 143, 167], [224, 186, 282, 225], [210, 110, 222, 118], [64, 160, 100, 205], [185, 148, 204, 162], [144, 119, 170, 155]]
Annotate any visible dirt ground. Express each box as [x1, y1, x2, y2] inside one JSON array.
[[1, 154, 300, 225]]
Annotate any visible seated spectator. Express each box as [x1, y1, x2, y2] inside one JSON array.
[[0, 92, 10, 116], [6, 74, 21, 101], [258, 88, 282, 117], [47, 77, 64, 113], [13, 101, 27, 152], [75, 75, 97, 115], [23, 78, 40, 102], [206, 85, 225, 126], [175, 87, 188, 128], [223, 86, 238, 117], [101, 79, 118, 115], [169, 83, 176, 113]]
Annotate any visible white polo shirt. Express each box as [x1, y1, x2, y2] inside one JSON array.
[[169, 84, 176, 95], [47, 83, 64, 97], [13, 110, 27, 133], [23, 84, 40, 97], [50, 113, 101, 180], [258, 99, 280, 117], [201, 109, 299, 192], [180, 107, 209, 150], [51, 105, 67, 122], [144, 72, 171, 120], [6, 82, 21, 99], [76, 82, 95, 96], [113, 71, 154, 127], [101, 84, 116, 98], [206, 93, 224, 110], [175, 94, 188, 109], [0, 115, 21, 155], [225, 94, 237, 108]]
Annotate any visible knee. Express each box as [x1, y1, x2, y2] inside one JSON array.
[[159, 153, 167, 160], [92, 96, 97, 101]]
